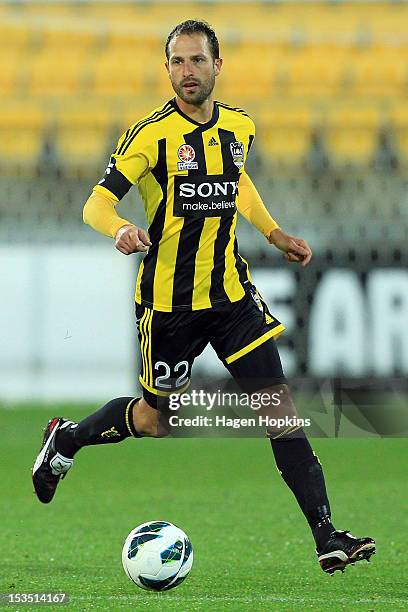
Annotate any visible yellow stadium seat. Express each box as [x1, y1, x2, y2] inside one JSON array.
[[87, 4, 147, 24], [256, 105, 312, 165], [284, 50, 347, 96], [0, 108, 44, 130], [145, 4, 207, 26], [0, 106, 44, 173], [0, 54, 21, 96], [92, 51, 147, 96], [23, 4, 78, 18], [217, 52, 282, 99], [258, 126, 311, 166], [0, 26, 30, 50], [0, 126, 43, 171], [106, 31, 159, 54], [324, 107, 379, 165], [325, 106, 381, 129], [389, 104, 408, 127], [56, 130, 107, 157], [367, 8, 408, 37], [55, 109, 110, 171], [326, 129, 378, 165], [258, 105, 313, 129], [55, 129, 108, 176], [28, 52, 86, 96], [351, 51, 407, 97], [40, 30, 95, 51], [57, 109, 110, 131], [389, 103, 408, 163]]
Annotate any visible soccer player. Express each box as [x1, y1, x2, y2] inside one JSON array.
[[32, 20, 375, 574]]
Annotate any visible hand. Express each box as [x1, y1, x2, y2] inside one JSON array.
[[268, 228, 312, 267], [115, 224, 152, 255]]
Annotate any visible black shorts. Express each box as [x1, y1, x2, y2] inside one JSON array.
[[135, 285, 286, 408]]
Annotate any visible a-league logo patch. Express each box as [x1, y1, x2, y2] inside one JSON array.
[[230, 141, 244, 168], [177, 144, 198, 171]]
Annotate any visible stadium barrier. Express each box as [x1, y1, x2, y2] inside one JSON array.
[[1, 246, 406, 403]]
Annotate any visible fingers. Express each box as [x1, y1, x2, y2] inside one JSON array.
[[300, 249, 312, 267], [115, 225, 151, 255], [284, 252, 301, 263], [295, 238, 312, 267], [285, 238, 312, 267], [138, 228, 152, 247], [115, 242, 131, 255], [288, 239, 309, 257]]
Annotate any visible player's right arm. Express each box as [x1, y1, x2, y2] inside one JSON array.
[[83, 190, 151, 254], [83, 122, 154, 254]]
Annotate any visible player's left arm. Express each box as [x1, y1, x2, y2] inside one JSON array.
[[268, 227, 312, 268], [237, 171, 312, 267]]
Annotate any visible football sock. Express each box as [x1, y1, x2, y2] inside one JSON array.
[[56, 397, 141, 458], [269, 431, 335, 549]]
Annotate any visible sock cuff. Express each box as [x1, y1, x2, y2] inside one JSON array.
[[269, 426, 306, 440], [125, 397, 142, 438]]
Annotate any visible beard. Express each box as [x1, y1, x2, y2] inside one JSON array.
[[171, 74, 216, 106]]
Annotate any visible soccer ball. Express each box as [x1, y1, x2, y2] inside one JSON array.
[[122, 520, 193, 591]]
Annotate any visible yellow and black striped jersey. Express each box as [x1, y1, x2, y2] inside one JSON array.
[[94, 98, 256, 312]]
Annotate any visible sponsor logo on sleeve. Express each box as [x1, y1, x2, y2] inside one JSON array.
[[177, 144, 199, 171]]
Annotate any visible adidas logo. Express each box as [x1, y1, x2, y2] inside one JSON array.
[[208, 137, 218, 146]]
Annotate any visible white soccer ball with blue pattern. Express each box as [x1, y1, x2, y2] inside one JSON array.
[[122, 520, 193, 591]]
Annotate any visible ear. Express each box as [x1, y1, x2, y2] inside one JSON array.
[[214, 58, 223, 76], [165, 61, 170, 76]]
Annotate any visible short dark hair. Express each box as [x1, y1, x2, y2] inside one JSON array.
[[165, 20, 220, 60]]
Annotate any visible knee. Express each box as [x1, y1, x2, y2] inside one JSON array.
[[133, 399, 169, 438]]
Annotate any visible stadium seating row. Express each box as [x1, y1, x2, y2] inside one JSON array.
[[1, 1, 408, 173], [1, 3, 408, 41], [3, 103, 408, 130], [1, 47, 407, 97], [1, 117, 407, 173], [1, 96, 408, 172]]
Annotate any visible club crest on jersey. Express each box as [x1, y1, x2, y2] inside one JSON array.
[[177, 144, 198, 170], [230, 141, 244, 168]]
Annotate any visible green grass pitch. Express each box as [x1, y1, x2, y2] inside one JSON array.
[[1, 407, 407, 611]]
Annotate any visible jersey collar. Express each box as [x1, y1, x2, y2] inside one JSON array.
[[170, 98, 219, 131]]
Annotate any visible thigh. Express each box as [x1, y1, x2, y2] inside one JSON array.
[[136, 304, 208, 408], [210, 286, 287, 394]]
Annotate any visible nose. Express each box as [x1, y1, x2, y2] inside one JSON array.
[[182, 60, 194, 78]]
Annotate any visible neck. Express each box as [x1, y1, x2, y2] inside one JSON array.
[[175, 96, 214, 124]]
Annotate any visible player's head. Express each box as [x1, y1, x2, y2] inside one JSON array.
[[165, 20, 222, 105]]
